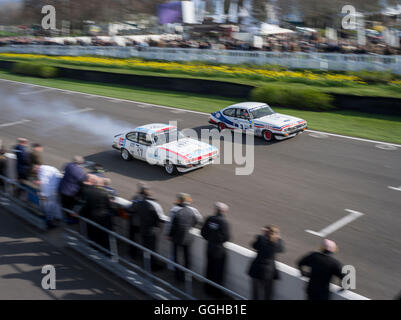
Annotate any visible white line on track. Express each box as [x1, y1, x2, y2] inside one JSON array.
[[0, 119, 31, 128], [388, 186, 401, 191], [18, 88, 53, 95], [1, 78, 400, 147], [306, 130, 400, 148], [61, 108, 94, 115], [305, 209, 364, 237]]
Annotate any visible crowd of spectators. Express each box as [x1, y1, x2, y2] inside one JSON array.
[[2, 138, 401, 300], [0, 29, 400, 55]]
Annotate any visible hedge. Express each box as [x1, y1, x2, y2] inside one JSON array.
[[250, 85, 335, 111], [11, 62, 58, 78]]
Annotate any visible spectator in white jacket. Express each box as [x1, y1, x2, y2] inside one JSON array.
[[34, 165, 63, 228]]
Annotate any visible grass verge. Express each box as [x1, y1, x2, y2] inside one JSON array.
[[0, 70, 400, 144], [1, 56, 401, 98]]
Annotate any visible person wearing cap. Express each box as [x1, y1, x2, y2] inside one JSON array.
[[297, 239, 345, 300], [58, 156, 88, 220], [201, 202, 231, 295], [167, 193, 203, 280], [248, 225, 285, 300]]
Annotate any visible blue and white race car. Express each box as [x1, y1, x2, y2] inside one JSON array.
[[209, 102, 307, 141], [112, 123, 218, 174]]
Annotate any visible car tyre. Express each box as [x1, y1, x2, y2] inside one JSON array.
[[262, 130, 275, 142], [164, 161, 177, 175], [121, 148, 132, 161]]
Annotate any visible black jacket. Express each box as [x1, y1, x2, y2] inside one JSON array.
[[169, 204, 200, 245], [248, 235, 284, 280], [201, 213, 230, 246], [135, 197, 165, 237], [297, 251, 344, 299], [14, 144, 30, 179], [80, 186, 113, 229]]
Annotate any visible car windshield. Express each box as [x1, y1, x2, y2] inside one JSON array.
[[153, 130, 185, 145], [250, 106, 275, 119]]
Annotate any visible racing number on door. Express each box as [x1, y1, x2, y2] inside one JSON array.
[[136, 146, 143, 158]]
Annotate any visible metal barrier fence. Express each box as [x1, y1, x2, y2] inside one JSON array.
[[0, 174, 47, 229], [0, 174, 246, 300], [0, 45, 400, 73], [64, 209, 246, 300]]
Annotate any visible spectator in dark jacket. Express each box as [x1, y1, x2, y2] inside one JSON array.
[[167, 193, 203, 280], [297, 239, 344, 300], [135, 186, 167, 270], [128, 182, 148, 258], [79, 177, 113, 251], [248, 225, 284, 300], [14, 138, 30, 181], [58, 156, 87, 215], [201, 202, 230, 295]]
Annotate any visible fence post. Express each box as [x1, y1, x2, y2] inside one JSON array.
[[109, 234, 119, 263]]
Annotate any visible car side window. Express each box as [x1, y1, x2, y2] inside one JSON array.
[[138, 132, 152, 146], [238, 109, 250, 120], [223, 108, 236, 117], [126, 132, 138, 142]]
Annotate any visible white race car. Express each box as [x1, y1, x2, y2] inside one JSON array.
[[209, 102, 307, 141], [112, 123, 218, 174]]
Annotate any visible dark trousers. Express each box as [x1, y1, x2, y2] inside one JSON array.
[[205, 244, 226, 295], [87, 224, 110, 252], [129, 225, 140, 258], [252, 277, 274, 300], [141, 234, 164, 271], [60, 194, 78, 222], [307, 290, 331, 300], [60, 194, 76, 211], [172, 243, 191, 280]]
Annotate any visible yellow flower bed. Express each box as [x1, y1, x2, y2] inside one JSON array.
[[0, 53, 364, 84]]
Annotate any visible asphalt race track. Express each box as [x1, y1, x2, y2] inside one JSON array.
[[0, 79, 400, 299]]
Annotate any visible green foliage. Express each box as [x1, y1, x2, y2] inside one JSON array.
[[250, 85, 335, 111], [12, 62, 58, 78], [347, 71, 394, 84]]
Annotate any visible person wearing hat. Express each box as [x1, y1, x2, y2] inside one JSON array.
[[201, 202, 231, 296], [297, 239, 345, 300], [248, 225, 285, 300], [167, 193, 203, 281]]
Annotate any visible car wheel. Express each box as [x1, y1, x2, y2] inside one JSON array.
[[218, 122, 226, 131], [121, 148, 132, 161], [164, 161, 177, 175], [262, 130, 275, 142]]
